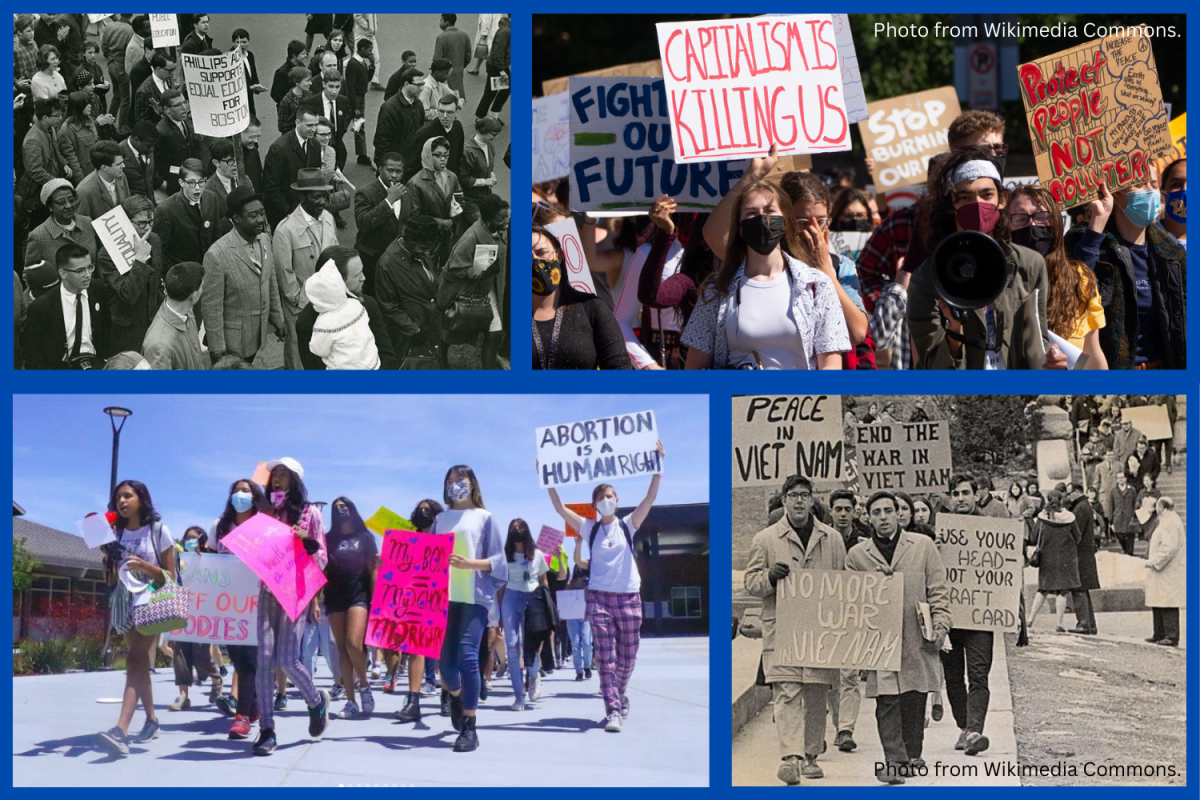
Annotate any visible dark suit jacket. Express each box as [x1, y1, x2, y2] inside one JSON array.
[[120, 137, 158, 202], [262, 130, 322, 229], [97, 230, 166, 354], [21, 285, 111, 369], [240, 143, 264, 196], [270, 60, 297, 106], [344, 56, 374, 115], [155, 117, 209, 193], [373, 94, 424, 164], [302, 92, 351, 167], [153, 191, 223, 267], [74, 169, 131, 220], [132, 74, 166, 127], [353, 177, 411, 259], [295, 293, 398, 370], [375, 238, 442, 357], [180, 31, 213, 55]]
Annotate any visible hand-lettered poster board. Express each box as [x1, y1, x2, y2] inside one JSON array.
[[935, 514, 1023, 632], [854, 421, 952, 493], [732, 396, 845, 488], [222, 514, 327, 622], [533, 92, 570, 182], [859, 86, 960, 191], [167, 553, 260, 645], [365, 530, 453, 658], [537, 410, 661, 488]]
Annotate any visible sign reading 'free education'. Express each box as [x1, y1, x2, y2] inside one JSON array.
[[181, 49, 250, 137], [935, 514, 1023, 633], [537, 410, 661, 488], [732, 395, 845, 488], [854, 420, 953, 493]]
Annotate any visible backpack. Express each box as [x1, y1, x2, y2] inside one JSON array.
[[579, 518, 634, 588]]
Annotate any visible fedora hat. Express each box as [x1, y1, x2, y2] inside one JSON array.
[[290, 168, 333, 192]]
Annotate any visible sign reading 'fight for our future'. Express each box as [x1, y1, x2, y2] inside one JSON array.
[[1017, 26, 1172, 209], [935, 514, 1023, 633], [536, 410, 661, 488], [732, 395, 845, 488], [854, 420, 953, 493], [181, 49, 250, 137], [166, 553, 260, 645], [654, 15, 852, 163], [365, 530, 454, 658], [221, 513, 326, 622]]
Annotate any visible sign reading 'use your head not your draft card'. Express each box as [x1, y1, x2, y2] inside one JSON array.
[[536, 410, 661, 488]]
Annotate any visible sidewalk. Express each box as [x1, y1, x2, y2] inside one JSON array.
[[1027, 609, 1187, 651]]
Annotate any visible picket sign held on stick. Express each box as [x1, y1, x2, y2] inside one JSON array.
[[732, 396, 845, 488], [1119, 405, 1173, 441], [858, 86, 960, 191], [91, 205, 140, 276], [536, 410, 661, 489], [220, 514, 326, 623], [854, 420, 953, 493], [364, 530, 453, 658], [165, 553, 260, 645], [181, 49, 250, 137], [149, 14, 178, 48], [935, 514, 1023, 633]]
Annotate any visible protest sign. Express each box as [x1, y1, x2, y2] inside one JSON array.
[[935, 514, 1023, 632], [221, 513, 326, 622], [565, 503, 596, 538], [533, 92, 570, 182], [859, 86, 959, 191], [1151, 112, 1186, 179], [181, 49, 250, 137], [830, 14, 867, 123], [543, 216, 597, 295], [150, 14, 178, 48], [1017, 28, 1172, 209], [854, 420, 952, 493], [1120, 404, 1173, 440], [732, 396, 845, 488], [75, 513, 115, 548], [536, 525, 565, 556], [364, 530, 453, 658], [829, 230, 871, 261], [655, 16, 852, 163], [167, 553, 260, 645], [537, 410, 661, 488], [774, 568, 903, 671], [251, 461, 271, 486], [91, 205, 140, 276], [88, 15, 114, 23], [365, 506, 415, 537], [543, 59, 662, 97], [558, 589, 587, 620]]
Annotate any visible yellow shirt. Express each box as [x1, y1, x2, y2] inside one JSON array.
[[1064, 262, 1105, 350]]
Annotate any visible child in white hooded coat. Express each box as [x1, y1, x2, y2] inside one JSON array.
[[305, 259, 381, 370]]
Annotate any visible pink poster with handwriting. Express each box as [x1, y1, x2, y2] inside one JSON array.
[[364, 530, 454, 658], [536, 525, 565, 556], [222, 514, 327, 622]]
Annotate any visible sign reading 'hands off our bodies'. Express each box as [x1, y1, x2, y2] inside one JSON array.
[[167, 553, 260, 645], [537, 410, 662, 488]]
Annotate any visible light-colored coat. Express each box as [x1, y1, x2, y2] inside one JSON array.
[[1145, 509, 1185, 609], [201, 228, 283, 359], [744, 516, 846, 685], [272, 205, 338, 311], [845, 532, 952, 698], [75, 169, 131, 220], [142, 301, 206, 370]]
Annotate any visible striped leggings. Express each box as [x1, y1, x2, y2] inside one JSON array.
[[255, 587, 320, 730], [586, 589, 643, 715]]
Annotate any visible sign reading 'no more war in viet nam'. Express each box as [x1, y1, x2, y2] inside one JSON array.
[[221, 513, 327, 622], [935, 513, 1023, 632], [537, 410, 661, 488], [854, 420, 953, 493], [182, 49, 250, 137], [365, 530, 454, 658], [732, 395, 845, 488], [1017, 27, 1172, 209], [167, 553, 260, 645], [774, 568, 903, 671]]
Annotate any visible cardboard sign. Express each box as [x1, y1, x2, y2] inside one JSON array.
[[1151, 112, 1186, 180], [167, 553, 260, 645], [537, 410, 661, 488], [774, 568, 903, 671], [533, 92, 570, 182], [854, 421, 952, 493], [655, 16, 851, 163], [1120, 404, 1173, 441], [536, 525, 565, 556], [91, 205, 140, 275], [558, 589, 587, 620], [565, 503, 596, 539], [365, 506, 416, 537], [829, 14, 867, 123], [829, 230, 871, 261], [75, 513, 115, 548], [859, 86, 960, 191], [1017, 29, 1172, 209], [543, 59, 662, 97], [543, 216, 597, 295], [732, 395, 845, 488], [149, 13, 178, 48], [364, 530, 453, 658], [251, 461, 271, 486], [221, 514, 327, 622], [935, 514, 1023, 632], [181, 49, 250, 137]]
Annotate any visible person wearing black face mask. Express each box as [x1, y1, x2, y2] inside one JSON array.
[[830, 187, 875, 234], [1009, 185, 1108, 369]]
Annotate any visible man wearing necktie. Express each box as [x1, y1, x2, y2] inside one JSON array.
[[303, 70, 350, 171], [21, 242, 110, 369], [155, 89, 209, 194], [273, 168, 338, 369]]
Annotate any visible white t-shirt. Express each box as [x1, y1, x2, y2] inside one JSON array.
[[582, 515, 640, 593], [506, 549, 551, 592], [118, 522, 174, 563], [433, 507, 505, 606], [725, 274, 808, 369]]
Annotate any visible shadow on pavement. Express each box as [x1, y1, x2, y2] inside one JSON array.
[[477, 716, 600, 734]]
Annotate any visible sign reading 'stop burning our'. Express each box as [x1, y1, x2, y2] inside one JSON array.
[[1017, 27, 1172, 209]]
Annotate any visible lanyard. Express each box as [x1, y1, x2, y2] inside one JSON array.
[[533, 305, 564, 371]]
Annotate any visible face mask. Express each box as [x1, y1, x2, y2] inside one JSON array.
[[270, 491, 287, 509], [993, 155, 1007, 180], [1164, 189, 1186, 224], [832, 218, 872, 233], [1010, 225, 1054, 256], [1118, 189, 1160, 228], [955, 201, 1000, 235], [447, 480, 471, 503], [411, 507, 435, 530], [740, 214, 787, 255], [532, 257, 560, 296], [231, 491, 254, 513], [184, 539, 198, 552], [595, 497, 618, 517]]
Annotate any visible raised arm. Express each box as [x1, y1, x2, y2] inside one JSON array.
[[546, 484, 586, 531], [703, 143, 777, 262], [631, 440, 665, 529]]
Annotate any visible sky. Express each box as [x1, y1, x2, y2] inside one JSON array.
[[13, 395, 709, 553]]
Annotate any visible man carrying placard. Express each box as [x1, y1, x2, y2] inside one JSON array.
[[744, 474, 847, 785], [825, 488, 870, 752]]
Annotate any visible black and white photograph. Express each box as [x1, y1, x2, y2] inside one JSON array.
[[732, 394, 1186, 786], [14, 13, 511, 370]]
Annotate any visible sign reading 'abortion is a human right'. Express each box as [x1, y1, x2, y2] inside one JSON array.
[[536, 410, 661, 488]]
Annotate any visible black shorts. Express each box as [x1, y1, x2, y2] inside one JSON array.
[[324, 580, 370, 614]]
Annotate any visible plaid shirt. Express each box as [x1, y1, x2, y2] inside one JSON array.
[[869, 283, 911, 370], [14, 39, 38, 82], [855, 206, 916, 314]]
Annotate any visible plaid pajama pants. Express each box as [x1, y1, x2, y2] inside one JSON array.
[[586, 589, 643, 715], [256, 587, 320, 730]]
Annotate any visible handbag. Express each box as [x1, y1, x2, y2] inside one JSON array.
[[445, 293, 493, 337], [131, 523, 190, 635], [400, 341, 440, 370], [1028, 523, 1044, 568], [473, 40, 489, 60]]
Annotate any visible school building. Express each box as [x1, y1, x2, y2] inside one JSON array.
[[621, 502, 710, 636]]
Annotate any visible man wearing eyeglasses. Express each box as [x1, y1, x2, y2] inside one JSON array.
[[153, 158, 222, 267], [203, 138, 246, 207], [21, 242, 111, 369], [744, 475, 847, 785], [406, 94, 465, 184], [155, 89, 208, 196], [374, 67, 426, 169], [17, 98, 70, 228]]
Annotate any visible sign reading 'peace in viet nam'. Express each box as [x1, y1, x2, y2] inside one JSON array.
[[365, 530, 454, 658]]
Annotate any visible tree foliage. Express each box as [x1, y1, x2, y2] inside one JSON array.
[[948, 396, 1036, 475], [13, 537, 40, 599]]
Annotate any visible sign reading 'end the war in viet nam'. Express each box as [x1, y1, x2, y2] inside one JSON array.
[[732, 395, 845, 488], [935, 514, 1023, 633], [854, 420, 953, 493], [1017, 26, 1172, 209], [774, 568, 903, 672], [537, 410, 661, 488]]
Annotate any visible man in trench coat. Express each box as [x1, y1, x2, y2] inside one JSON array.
[[1066, 487, 1100, 635], [744, 475, 847, 786], [846, 491, 952, 784]]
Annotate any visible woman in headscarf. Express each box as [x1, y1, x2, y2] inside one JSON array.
[[406, 135, 464, 262]]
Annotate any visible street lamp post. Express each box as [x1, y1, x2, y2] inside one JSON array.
[[100, 406, 132, 667]]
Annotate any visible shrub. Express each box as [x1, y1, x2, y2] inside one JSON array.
[[22, 639, 74, 674], [72, 637, 106, 672]]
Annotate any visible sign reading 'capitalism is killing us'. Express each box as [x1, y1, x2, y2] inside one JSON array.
[[536, 410, 662, 488]]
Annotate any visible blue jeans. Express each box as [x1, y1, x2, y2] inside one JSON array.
[[501, 589, 532, 700], [567, 618, 593, 673], [300, 609, 340, 685], [440, 601, 488, 710]]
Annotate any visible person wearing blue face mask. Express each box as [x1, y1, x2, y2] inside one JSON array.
[[169, 525, 222, 713], [1159, 159, 1186, 250], [1066, 164, 1186, 369]]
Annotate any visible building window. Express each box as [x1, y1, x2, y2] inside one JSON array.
[[670, 586, 702, 618], [74, 579, 108, 610], [29, 574, 69, 616]]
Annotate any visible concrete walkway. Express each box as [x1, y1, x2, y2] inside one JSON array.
[[13, 637, 708, 787]]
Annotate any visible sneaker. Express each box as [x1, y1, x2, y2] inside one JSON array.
[[604, 712, 622, 733], [440, 689, 452, 717], [394, 692, 422, 723], [213, 694, 235, 717], [132, 717, 160, 743], [584, 668, 592, 679], [273, 692, 287, 712], [575, 672, 584, 681], [370, 663, 381, 680], [510, 698, 526, 711], [528, 675, 541, 702], [835, 730, 856, 752], [448, 691, 465, 732], [360, 686, 375, 716], [620, 695, 630, 718], [964, 732, 990, 755], [452, 715, 479, 752], [422, 679, 437, 695], [228, 714, 251, 740], [329, 685, 345, 702], [253, 728, 277, 756], [954, 729, 971, 751], [333, 700, 360, 720], [208, 679, 223, 704], [308, 690, 331, 737], [932, 702, 944, 722], [801, 755, 824, 779], [777, 756, 801, 785], [480, 680, 489, 701], [96, 726, 130, 757], [168, 696, 191, 711], [538, 668, 546, 678]]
